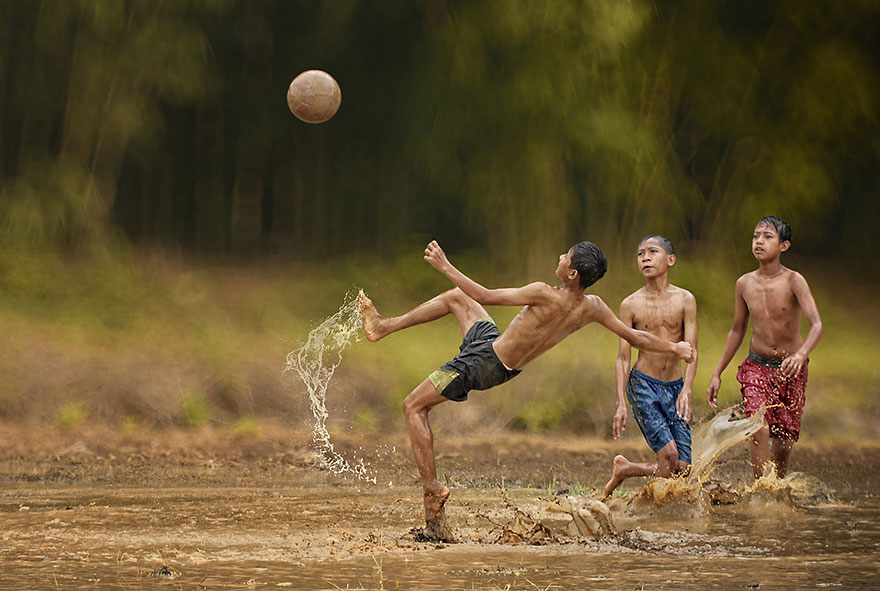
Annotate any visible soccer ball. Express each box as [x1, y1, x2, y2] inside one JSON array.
[[286, 70, 342, 124]]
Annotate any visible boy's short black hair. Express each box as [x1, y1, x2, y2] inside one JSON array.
[[570, 241, 608, 289], [639, 235, 674, 255], [756, 216, 792, 244]]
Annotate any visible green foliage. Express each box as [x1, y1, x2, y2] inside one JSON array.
[[56, 401, 88, 428], [0, 0, 877, 266], [0, 248, 874, 440], [180, 393, 211, 428], [122, 415, 139, 436], [353, 408, 379, 431], [233, 417, 261, 439]]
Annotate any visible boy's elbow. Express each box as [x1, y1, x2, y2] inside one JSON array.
[[628, 334, 648, 350]]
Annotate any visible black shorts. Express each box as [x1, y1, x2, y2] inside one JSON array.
[[428, 319, 521, 402]]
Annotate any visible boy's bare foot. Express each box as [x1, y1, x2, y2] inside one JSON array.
[[423, 481, 450, 523], [357, 290, 386, 342], [411, 520, 457, 543], [410, 482, 455, 542], [603, 455, 630, 499]]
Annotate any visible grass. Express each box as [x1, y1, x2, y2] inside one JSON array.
[[0, 245, 877, 441]]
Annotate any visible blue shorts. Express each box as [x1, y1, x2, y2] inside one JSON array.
[[626, 368, 692, 463]]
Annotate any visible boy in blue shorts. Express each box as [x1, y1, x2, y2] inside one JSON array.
[[603, 236, 698, 498]]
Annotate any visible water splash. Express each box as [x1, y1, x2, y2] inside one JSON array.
[[689, 406, 765, 482], [744, 465, 835, 507], [626, 407, 766, 510], [284, 290, 376, 484]]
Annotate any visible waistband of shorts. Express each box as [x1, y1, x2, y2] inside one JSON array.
[[629, 367, 683, 387], [491, 342, 520, 373], [746, 350, 783, 369]]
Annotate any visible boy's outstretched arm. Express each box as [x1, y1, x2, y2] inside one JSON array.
[[780, 272, 823, 377], [423, 240, 553, 307], [706, 278, 749, 409], [613, 301, 634, 439], [679, 292, 698, 421], [593, 297, 694, 363]]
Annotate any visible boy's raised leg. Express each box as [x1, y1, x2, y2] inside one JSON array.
[[359, 288, 487, 342]]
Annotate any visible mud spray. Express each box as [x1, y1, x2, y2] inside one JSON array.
[[284, 290, 378, 484], [626, 407, 766, 508]]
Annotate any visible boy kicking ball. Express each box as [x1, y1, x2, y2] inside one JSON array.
[[706, 216, 823, 479], [359, 240, 694, 541], [603, 236, 698, 499]]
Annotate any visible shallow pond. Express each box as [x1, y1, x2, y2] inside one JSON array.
[[2, 464, 878, 590]]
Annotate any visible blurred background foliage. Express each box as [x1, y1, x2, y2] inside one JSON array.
[[0, 0, 878, 439]]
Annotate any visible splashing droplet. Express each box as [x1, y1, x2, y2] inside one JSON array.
[[284, 290, 377, 484]]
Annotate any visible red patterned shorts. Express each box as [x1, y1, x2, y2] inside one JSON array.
[[736, 354, 808, 441]]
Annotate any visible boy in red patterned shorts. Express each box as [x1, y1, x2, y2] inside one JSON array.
[[706, 216, 823, 478]]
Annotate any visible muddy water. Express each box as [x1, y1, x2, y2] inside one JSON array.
[[2, 463, 879, 591]]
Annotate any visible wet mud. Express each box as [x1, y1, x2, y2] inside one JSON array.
[[1, 424, 879, 589]]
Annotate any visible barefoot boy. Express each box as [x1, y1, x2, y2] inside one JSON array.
[[359, 240, 694, 541], [706, 216, 823, 478], [603, 236, 698, 499]]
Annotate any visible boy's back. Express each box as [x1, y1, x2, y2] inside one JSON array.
[[425, 242, 694, 371], [494, 289, 609, 369]]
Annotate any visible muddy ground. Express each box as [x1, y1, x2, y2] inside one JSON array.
[[2, 423, 879, 590]]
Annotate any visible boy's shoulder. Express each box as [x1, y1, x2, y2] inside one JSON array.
[[667, 283, 695, 300], [736, 269, 760, 286], [623, 284, 694, 302], [737, 267, 806, 287]]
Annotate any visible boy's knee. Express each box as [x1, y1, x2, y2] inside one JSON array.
[[442, 287, 466, 304], [657, 443, 678, 466], [403, 391, 429, 418], [402, 394, 418, 417]]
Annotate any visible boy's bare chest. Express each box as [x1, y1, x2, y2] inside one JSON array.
[[632, 296, 684, 333], [743, 280, 798, 320]]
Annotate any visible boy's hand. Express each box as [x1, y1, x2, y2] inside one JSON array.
[[424, 240, 450, 272], [706, 375, 720, 409], [675, 388, 691, 422], [612, 404, 627, 439], [676, 389, 692, 422], [781, 351, 806, 377], [675, 341, 695, 363]]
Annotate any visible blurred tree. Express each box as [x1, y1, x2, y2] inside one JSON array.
[[0, 0, 877, 269]]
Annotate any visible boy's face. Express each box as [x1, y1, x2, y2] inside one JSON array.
[[637, 238, 674, 279], [752, 223, 789, 261], [556, 248, 575, 281]]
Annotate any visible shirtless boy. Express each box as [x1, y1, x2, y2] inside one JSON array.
[[706, 216, 823, 478], [359, 240, 694, 540], [603, 236, 698, 498]]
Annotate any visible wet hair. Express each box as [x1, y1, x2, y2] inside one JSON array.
[[639, 235, 674, 255], [570, 241, 608, 289], [756, 216, 792, 244]]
